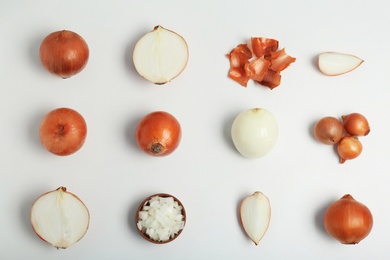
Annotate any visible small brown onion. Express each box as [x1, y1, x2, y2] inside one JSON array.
[[136, 111, 181, 156], [342, 113, 370, 136], [314, 116, 344, 145], [337, 136, 362, 164], [40, 30, 89, 78], [324, 194, 373, 244]]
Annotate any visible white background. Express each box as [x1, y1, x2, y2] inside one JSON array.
[[0, 0, 389, 259]]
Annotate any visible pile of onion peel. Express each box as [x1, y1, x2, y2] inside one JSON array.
[[239, 191, 271, 245], [226, 37, 296, 89], [318, 52, 364, 76], [313, 113, 370, 163]]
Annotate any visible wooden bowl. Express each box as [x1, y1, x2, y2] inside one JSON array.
[[135, 193, 186, 244]]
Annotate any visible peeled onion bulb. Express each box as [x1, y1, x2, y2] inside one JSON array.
[[231, 108, 278, 158], [240, 191, 271, 245], [30, 187, 90, 249], [133, 25, 189, 84]]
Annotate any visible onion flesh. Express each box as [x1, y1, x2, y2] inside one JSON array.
[[137, 196, 185, 242], [240, 192, 271, 245], [231, 108, 278, 158], [324, 194, 373, 244], [133, 25, 189, 84], [30, 187, 90, 249]]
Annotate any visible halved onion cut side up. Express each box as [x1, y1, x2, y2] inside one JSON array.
[[227, 37, 295, 89], [133, 25, 189, 84], [30, 187, 90, 249], [318, 52, 364, 76], [240, 192, 271, 245]]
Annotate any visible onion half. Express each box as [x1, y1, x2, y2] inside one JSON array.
[[30, 187, 90, 249], [133, 25, 189, 84]]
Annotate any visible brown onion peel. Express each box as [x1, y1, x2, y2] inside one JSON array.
[[337, 136, 363, 164], [40, 30, 89, 78], [314, 116, 344, 145], [135, 111, 181, 156], [342, 113, 370, 137], [324, 194, 373, 244]]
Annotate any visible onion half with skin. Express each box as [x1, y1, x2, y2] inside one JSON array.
[[30, 187, 90, 249], [231, 108, 278, 158], [133, 25, 189, 84]]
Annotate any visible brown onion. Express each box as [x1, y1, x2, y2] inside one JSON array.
[[342, 113, 370, 136], [337, 136, 362, 164], [314, 116, 344, 145], [136, 111, 181, 156], [40, 30, 89, 78], [324, 194, 373, 244]]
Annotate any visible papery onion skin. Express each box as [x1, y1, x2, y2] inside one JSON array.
[[136, 111, 181, 156], [40, 30, 89, 78], [342, 113, 370, 137], [324, 194, 373, 244], [337, 136, 363, 164], [314, 116, 344, 145]]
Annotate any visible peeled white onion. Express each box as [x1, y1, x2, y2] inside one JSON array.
[[30, 187, 90, 249], [231, 108, 278, 158], [240, 191, 271, 245], [133, 25, 189, 84]]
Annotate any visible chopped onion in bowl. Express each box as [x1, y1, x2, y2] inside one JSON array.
[[136, 195, 185, 243]]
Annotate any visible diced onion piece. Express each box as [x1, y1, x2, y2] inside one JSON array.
[[137, 195, 185, 242]]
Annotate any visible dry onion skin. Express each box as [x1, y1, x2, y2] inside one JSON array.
[[40, 30, 89, 78], [227, 37, 295, 89], [240, 192, 271, 245], [30, 187, 90, 249], [133, 25, 189, 84], [136, 195, 186, 243], [324, 194, 373, 244]]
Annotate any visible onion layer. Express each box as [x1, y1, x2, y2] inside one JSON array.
[[324, 194, 373, 244]]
